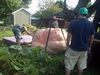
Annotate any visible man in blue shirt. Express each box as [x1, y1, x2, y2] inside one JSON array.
[[64, 7, 95, 75]]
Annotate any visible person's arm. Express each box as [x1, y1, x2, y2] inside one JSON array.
[[88, 35, 94, 53], [66, 32, 72, 48], [24, 26, 34, 36]]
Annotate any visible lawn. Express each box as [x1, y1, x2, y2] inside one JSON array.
[[0, 25, 100, 75], [0, 26, 14, 46]]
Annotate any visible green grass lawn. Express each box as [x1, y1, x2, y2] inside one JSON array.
[[0, 30, 13, 40], [0, 26, 14, 46], [0, 26, 100, 75]]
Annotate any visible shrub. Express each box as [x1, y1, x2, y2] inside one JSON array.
[[0, 45, 65, 75]]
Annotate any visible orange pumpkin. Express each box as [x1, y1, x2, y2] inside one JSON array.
[[32, 28, 67, 55]]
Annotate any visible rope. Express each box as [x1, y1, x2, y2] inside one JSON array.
[[32, 18, 45, 40], [44, 27, 51, 52], [61, 28, 66, 41]]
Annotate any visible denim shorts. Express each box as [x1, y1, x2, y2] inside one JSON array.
[[12, 27, 22, 40]]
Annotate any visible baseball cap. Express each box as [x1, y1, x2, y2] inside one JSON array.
[[79, 7, 88, 15]]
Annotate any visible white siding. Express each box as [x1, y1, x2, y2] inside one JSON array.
[[14, 9, 31, 25]]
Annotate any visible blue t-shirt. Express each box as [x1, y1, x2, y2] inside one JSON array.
[[13, 25, 25, 33], [68, 18, 95, 51]]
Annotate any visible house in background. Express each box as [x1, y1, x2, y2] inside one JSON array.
[[31, 16, 40, 26], [8, 8, 32, 25]]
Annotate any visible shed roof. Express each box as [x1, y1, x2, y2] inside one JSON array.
[[12, 8, 32, 15]]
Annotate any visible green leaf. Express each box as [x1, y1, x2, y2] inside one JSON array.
[[0, 47, 9, 56], [11, 62, 22, 70], [9, 45, 22, 51], [39, 67, 46, 73], [11, 60, 24, 67], [0, 54, 14, 60], [31, 47, 39, 58], [0, 73, 3, 75], [23, 64, 39, 75]]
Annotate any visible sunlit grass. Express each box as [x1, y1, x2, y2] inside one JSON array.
[[0, 30, 13, 40], [0, 26, 13, 46]]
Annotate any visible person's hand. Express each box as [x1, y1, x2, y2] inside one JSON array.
[[24, 26, 27, 31], [88, 47, 91, 54]]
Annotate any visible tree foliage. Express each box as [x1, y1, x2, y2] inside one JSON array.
[[56, 0, 64, 8], [33, 0, 63, 18], [86, 1, 92, 8], [0, 0, 32, 20]]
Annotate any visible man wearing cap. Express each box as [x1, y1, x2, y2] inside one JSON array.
[[64, 7, 95, 75], [49, 16, 59, 28]]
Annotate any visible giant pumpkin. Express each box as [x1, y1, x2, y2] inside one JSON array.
[[32, 28, 67, 55]]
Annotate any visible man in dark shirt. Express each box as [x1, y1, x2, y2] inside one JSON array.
[[64, 7, 95, 75]]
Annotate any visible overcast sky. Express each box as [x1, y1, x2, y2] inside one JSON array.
[[27, 0, 95, 14], [27, 0, 39, 14]]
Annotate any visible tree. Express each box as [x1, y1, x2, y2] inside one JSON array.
[[56, 0, 64, 8], [0, 0, 32, 20], [33, 0, 63, 18], [86, 1, 92, 8]]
